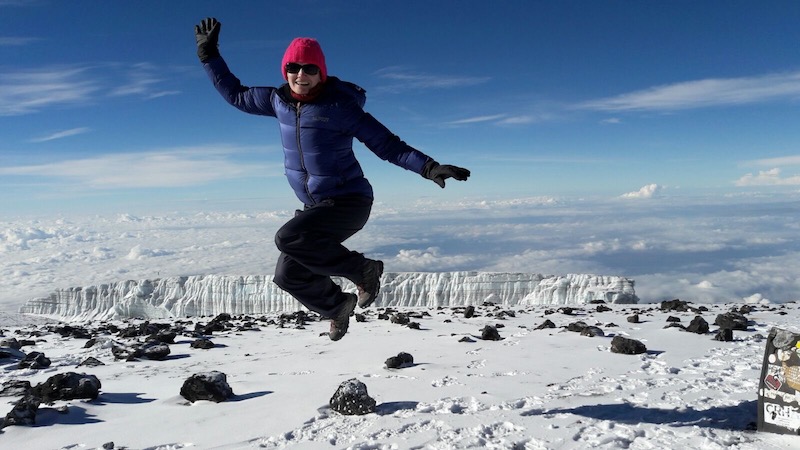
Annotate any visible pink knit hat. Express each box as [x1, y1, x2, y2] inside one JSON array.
[[281, 37, 327, 82]]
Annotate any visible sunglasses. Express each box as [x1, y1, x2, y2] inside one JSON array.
[[285, 63, 321, 76]]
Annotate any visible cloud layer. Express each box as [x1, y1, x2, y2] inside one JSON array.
[[2, 193, 798, 312]]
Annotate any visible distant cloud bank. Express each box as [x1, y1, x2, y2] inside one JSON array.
[[736, 168, 800, 186], [579, 70, 800, 112]]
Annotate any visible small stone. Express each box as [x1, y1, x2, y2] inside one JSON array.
[[610, 336, 647, 355], [686, 316, 709, 334], [480, 325, 502, 341], [77, 357, 105, 367], [0, 380, 31, 397], [190, 339, 215, 349], [391, 314, 410, 325], [581, 326, 604, 337], [180, 371, 233, 403], [385, 356, 403, 369], [714, 312, 748, 331], [714, 328, 734, 342], [567, 321, 588, 333], [18, 352, 51, 370], [329, 378, 376, 415], [33, 372, 101, 403], [139, 341, 171, 360], [464, 306, 475, 318], [2, 393, 40, 428]]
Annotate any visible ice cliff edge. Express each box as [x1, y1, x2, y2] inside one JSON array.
[[19, 272, 638, 321]]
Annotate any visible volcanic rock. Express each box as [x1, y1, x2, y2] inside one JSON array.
[[329, 378, 376, 415], [32, 372, 101, 403], [610, 336, 647, 355], [180, 371, 233, 403]]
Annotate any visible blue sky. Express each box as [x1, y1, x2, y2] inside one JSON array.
[[2, 0, 800, 217]]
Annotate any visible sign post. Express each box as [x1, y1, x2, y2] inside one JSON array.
[[758, 327, 800, 434]]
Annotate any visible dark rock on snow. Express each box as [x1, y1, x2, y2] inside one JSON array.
[[464, 305, 476, 318], [1, 337, 22, 350], [180, 371, 233, 403], [480, 325, 502, 341], [77, 357, 105, 367], [18, 351, 51, 370], [385, 352, 414, 369], [581, 326, 605, 337], [610, 336, 648, 355], [191, 338, 215, 349], [567, 321, 588, 333], [138, 341, 171, 360], [714, 328, 734, 342], [390, 313, 410, 325], [0, 380, 32, 397], [686, 316, 710, 334], [2, 393, 40, 428], [714, 312, 749, 331], [329, 378, 376, 415], [33, 372, 101, 403], [535, 319, 556, 330], [660, 299, 691, 312]]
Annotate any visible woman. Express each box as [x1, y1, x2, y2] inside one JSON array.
[[195, 18, 470, 341]]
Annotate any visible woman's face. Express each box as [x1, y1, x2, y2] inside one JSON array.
[[287, 62, 322, 95]]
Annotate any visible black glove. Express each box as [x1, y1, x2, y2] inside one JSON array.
[[422, 161, 471, 188], [195, 17, 221, 63]]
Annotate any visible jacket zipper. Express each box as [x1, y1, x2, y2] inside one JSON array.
[[295, 103, 314, 205]]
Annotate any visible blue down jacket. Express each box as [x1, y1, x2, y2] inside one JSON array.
[[203, 56, 432, 206]]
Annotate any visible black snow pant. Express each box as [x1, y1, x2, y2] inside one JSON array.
[[273, 196, 372, 318]]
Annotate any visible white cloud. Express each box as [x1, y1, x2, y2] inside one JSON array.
[[444, 114, 507, 126], [0, 145, 275, 189], [375, 67, 490, 90], [0, 63, 181, 116], [29, 127, 91, 143], [735, 168, 800, 186], [0, 66, 98, 116], [444, 113, 553, 127], [578, 70, 800, 112], [126, 244, 171, 260], [620, 184, 662, 199], [495, 115, 548, 125], [0, 36, 41, 46], [109, 62, 179, 99]]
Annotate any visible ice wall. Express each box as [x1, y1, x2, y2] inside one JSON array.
[[18, 272, 638, 321]]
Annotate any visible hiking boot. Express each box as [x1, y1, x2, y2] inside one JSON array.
[[357, 259, 384, 308], [329, 293, 357, 341]]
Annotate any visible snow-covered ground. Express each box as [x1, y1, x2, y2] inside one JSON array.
[[1, 300, 798, 449]]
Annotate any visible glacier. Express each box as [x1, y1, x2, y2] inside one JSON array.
[[18, 272, 638, 321]]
